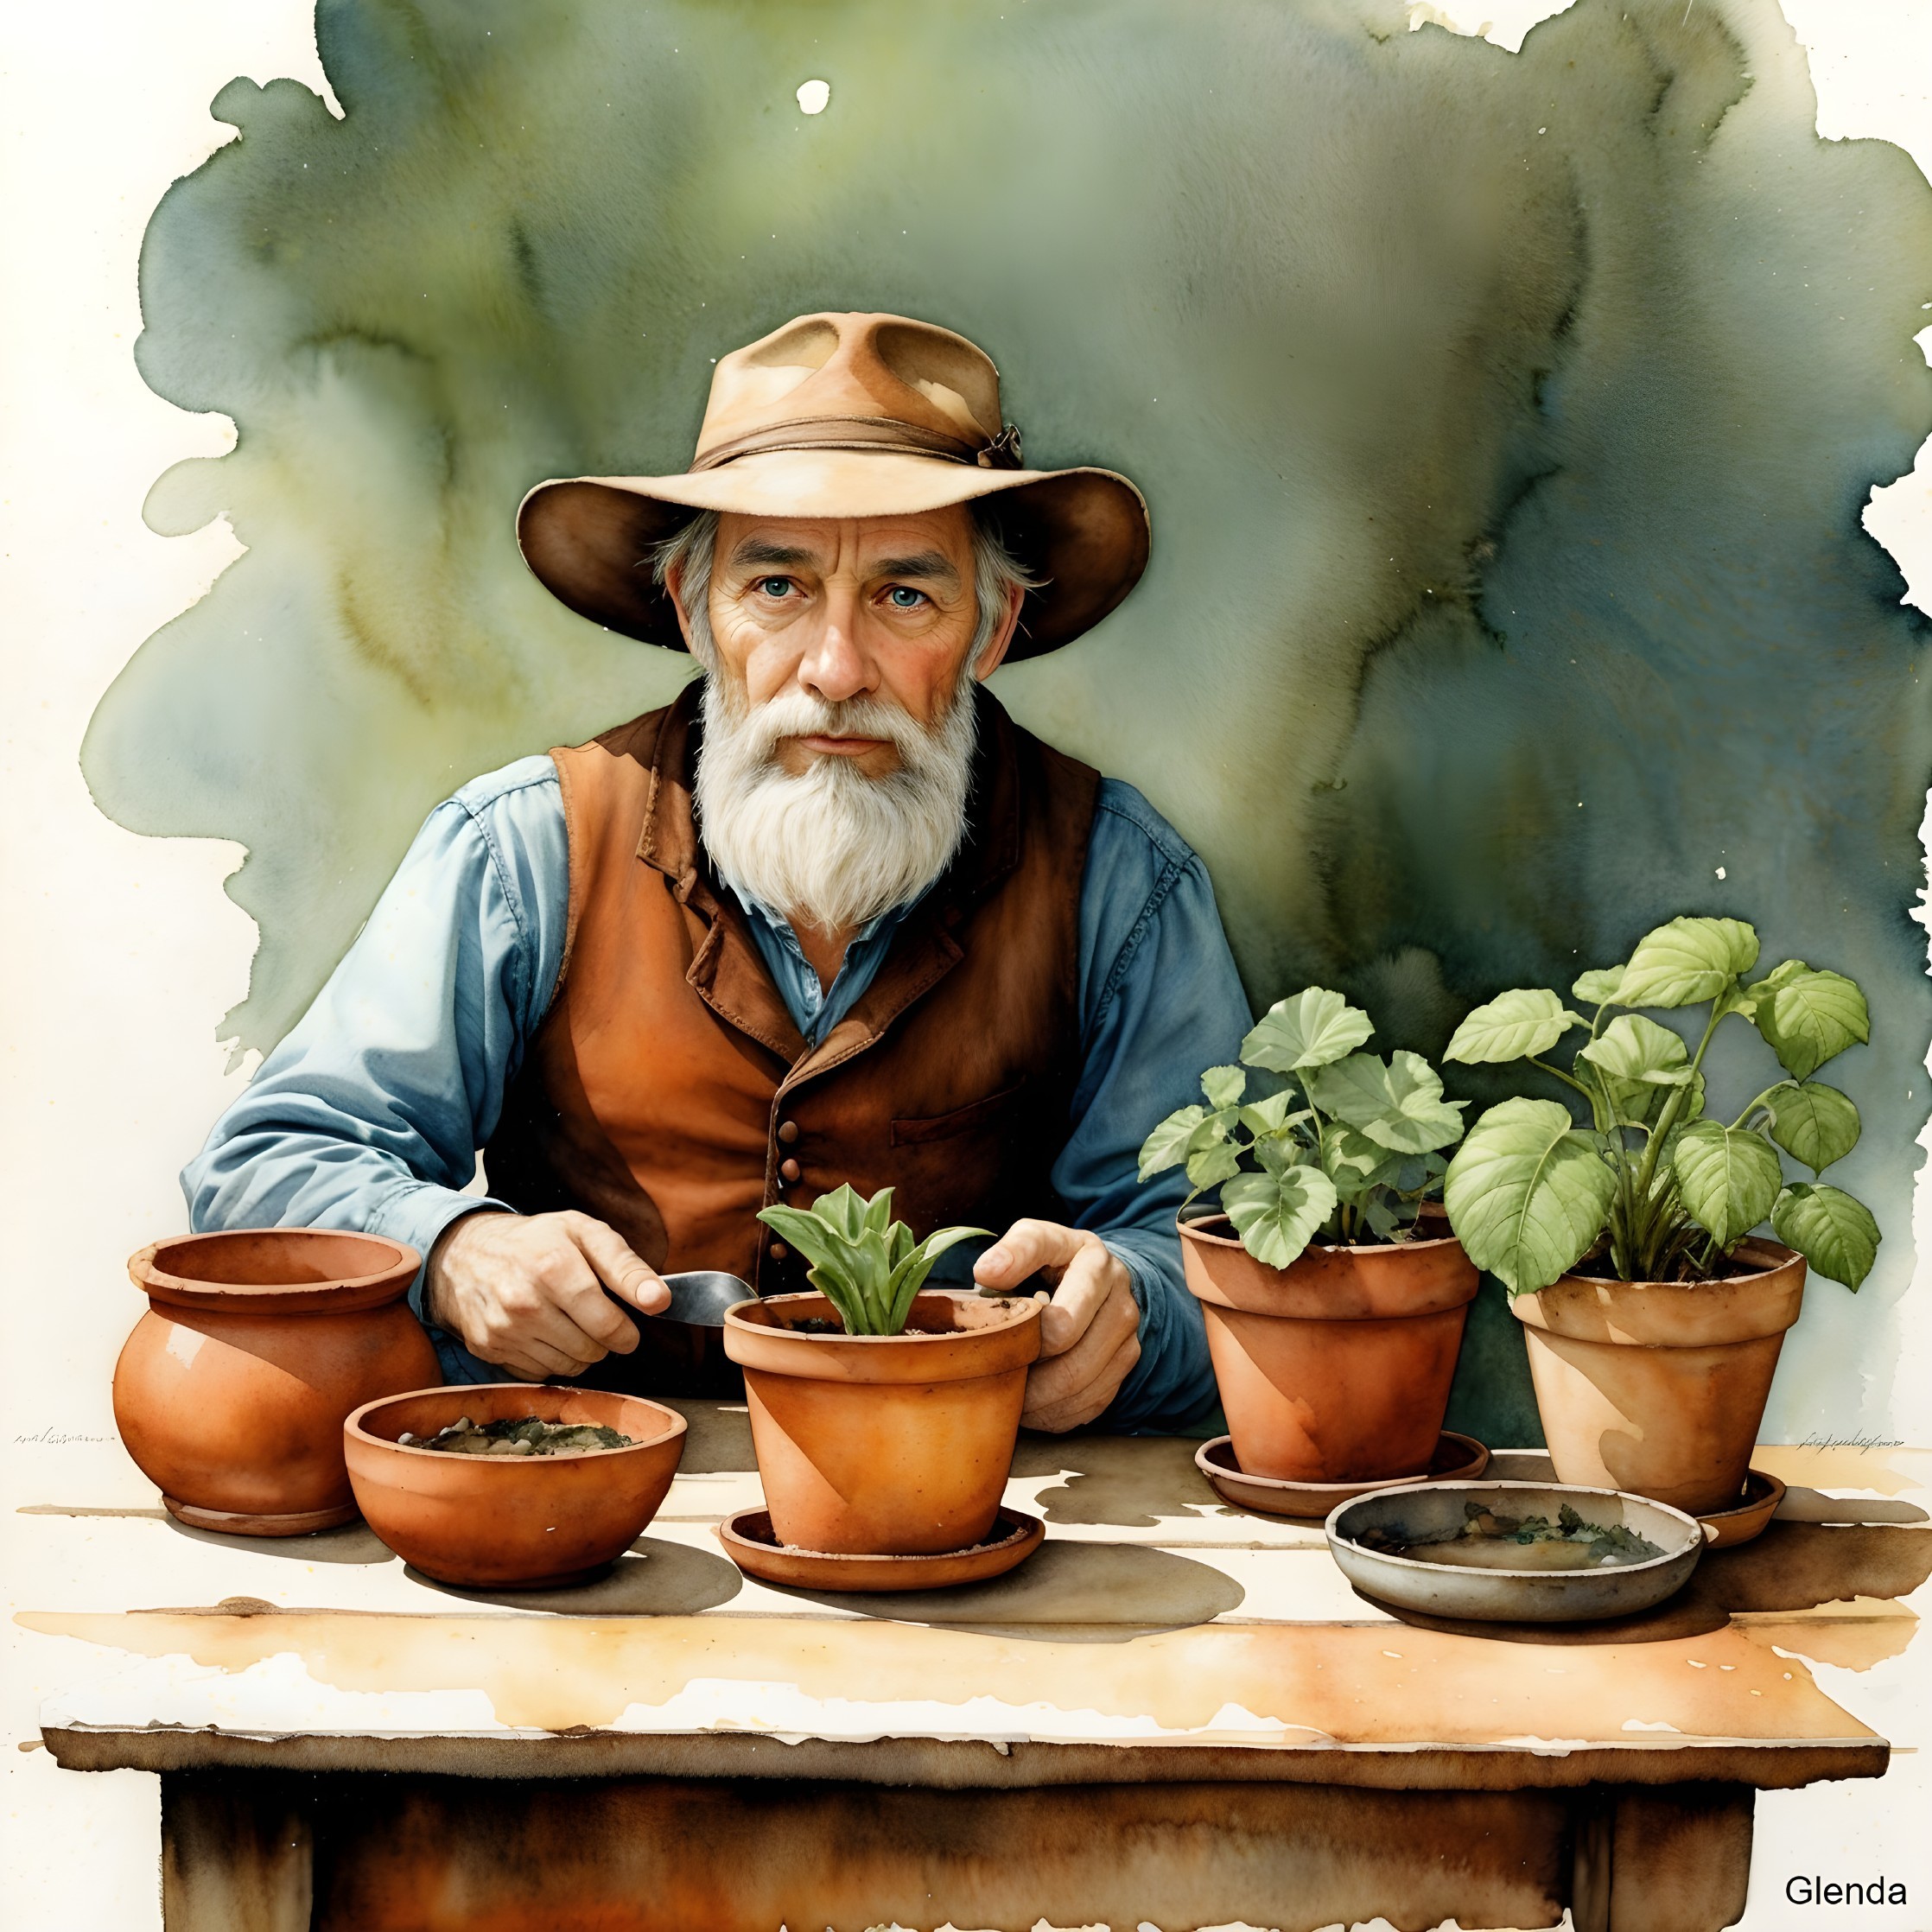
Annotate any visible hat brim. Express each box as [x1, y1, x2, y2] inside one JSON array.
[[516, 450, 1149, 659]]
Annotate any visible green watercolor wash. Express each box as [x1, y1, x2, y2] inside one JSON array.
[[83, 0, 1932, 1441]]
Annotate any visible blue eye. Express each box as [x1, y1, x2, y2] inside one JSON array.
[[887, 586, 927, 608], [758, 576, 792, 598]]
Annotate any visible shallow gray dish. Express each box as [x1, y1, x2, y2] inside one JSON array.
[[1326, 1480, 1707, 1624]]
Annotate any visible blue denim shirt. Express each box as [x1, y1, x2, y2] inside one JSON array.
[[181, 758, 1252, 1431]]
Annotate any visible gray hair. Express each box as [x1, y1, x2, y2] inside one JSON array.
[[650, 504, 1042, 674]]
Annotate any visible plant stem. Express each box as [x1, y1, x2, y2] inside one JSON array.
[[1631, 1002, 1723, 1205]]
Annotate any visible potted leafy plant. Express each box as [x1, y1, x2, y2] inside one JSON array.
[[1441, 915, 1878, 1515], [720, 1185, 1039, 1554], [1139, 988, 1477, 1484]]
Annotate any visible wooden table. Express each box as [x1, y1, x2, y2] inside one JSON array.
[[22, 1409, 1931, 1932]]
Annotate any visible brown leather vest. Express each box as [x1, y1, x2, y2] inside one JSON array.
[[482, 683, 1099, 1392]]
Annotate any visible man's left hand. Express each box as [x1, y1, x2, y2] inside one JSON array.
[[973, 1220, 1141, 1432]]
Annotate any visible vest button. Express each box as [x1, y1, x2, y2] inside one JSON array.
[[779, 1158, 801, 1183], [777, 1120, 800, 1145], [770, 1241, 789, 1262]]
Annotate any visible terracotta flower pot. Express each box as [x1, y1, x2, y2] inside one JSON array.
[[721, 1290, 1041, 1555], [113, 1229, 441, 1535], [1178, 1211, 1479, 1484], [1510, 1238, 1805, 1516], [345, 1384, 687, 1587]]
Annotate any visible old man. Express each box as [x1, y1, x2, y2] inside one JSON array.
[[185, 312, 1251, 1431]]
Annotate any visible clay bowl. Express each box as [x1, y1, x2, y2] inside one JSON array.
[[1197, 1430, 1490, 1519], [114, 1229, 439, 1535], [345, 1384, 687, 1587], [1327, 1481, 1707, 1624]]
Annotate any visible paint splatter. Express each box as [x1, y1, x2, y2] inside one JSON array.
[[84, 0, 1932, 1441]]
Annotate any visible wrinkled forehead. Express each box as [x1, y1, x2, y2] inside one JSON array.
[[714, 506, 975, 578]]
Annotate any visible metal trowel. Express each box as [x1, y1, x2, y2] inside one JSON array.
[[652, 1269, 754, 1329]]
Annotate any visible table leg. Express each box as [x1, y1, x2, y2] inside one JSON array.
[[162, 1772, 315, 1932], [1568, 1783, 1754, 1932]]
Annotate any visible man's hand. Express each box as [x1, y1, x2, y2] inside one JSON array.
[[973, 1220, 1141, 1432], [424, 1210, 671, 1381]]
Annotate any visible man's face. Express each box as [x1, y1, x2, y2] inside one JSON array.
[[682, 505, 1014, 780]]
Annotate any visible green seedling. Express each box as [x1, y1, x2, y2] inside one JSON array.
[[1137, 988, 1467, 1268], [757, 1184, 990, 1336]]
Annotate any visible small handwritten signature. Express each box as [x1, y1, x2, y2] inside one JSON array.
[[1797, 1432, 1904, 1452], [13, 1428, 119, 1446]]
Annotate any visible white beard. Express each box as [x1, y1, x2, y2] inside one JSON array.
[[694, 672, 978, 935]]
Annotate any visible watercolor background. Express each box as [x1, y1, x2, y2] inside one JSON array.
[[74, 0, 1932, 1443], [6, 6, 1932, 1924]]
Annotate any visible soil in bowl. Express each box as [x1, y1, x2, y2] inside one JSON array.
[[1352, 1500, 1665, 1572], [404, 1415, 639, 1456], [345, 1384, 686, 1587]]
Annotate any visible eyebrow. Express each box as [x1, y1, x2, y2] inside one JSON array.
[[870, 550, 960, 585], [728, 538, 817, 569]]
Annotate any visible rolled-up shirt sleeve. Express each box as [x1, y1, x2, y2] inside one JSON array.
[[1054, 780, 1253, 1433], [181, 758, 569, 1320]]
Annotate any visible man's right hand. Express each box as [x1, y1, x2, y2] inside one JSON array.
[[423, 1210, 672, 1380]]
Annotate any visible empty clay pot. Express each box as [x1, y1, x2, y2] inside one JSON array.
[[114, 1229, 442, 1535], [345, 1384, 687, 1587], [721, 1291, 1041, 1555], [1179, 1211, 1479, 1484], [1510, 1238, 1805, 1516]]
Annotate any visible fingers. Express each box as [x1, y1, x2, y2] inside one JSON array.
[[1023, 1330, 1141, 1433], [570, 1216, 671, 1317], [1026, 1268, 1141, 1406], [973, 1217, 1086, 1293], [495, 1333, 594, 1383]]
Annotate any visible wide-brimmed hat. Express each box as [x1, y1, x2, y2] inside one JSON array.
[[517, 311, 1149, 659]]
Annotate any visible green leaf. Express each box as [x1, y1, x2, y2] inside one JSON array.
[[1222, 1164, 1339, 1268], [1773, 1183, 1880, 1291], [1319, 1121, 1406, 1195], [1444, 988, 1576, 1064], [1614, 917, 1760, 1008], [1443, 1097, 1617, 1295], [1761, 1081, 1861, 1175], [1754, 967, 1871, 1081], [756, 1204, 852, 1280], [1236, 1090, 1300, 1137], [1306, 1050, 1467, 1153], [1669, 1122, 1783, 1249], [1573, 965, 1626, 1005], [803, 1266, 866, 1335], [1200, 1064, 1247, 1110], [861, 1185, 897, 1237], [1186, 1138, 1246, 1190], [810, 1183, 870, 1243], [1578, 1014, 1692, 1085], [885, 1224, 993, 1331], [1241, 988, 1374, 1073], [1576, 1014, 1693, 1124], [1139, 1104, 1206, 1180]]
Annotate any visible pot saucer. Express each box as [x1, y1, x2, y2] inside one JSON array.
[[1195, 1432, 1490, 1519], [717, 1507, 1044, 1592], [1695, 1468, 1786, 1549], [162, 1496, 361, 1536]]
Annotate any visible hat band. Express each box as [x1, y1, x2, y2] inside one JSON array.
[[690, 413, 1025, 473]]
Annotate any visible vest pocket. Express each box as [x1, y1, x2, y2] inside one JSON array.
[[890, 1078, 1029, 1147]]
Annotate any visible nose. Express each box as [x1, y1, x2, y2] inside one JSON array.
[[797, 582, 875, 705]]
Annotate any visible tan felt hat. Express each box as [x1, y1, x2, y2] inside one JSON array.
[[517, 311, 1150, 659]]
